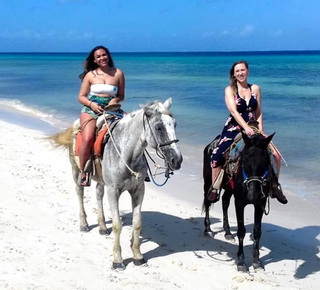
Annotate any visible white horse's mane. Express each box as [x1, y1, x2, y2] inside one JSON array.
[[123, 100, 171, 122]]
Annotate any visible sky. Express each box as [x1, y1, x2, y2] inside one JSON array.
[[0, 0, 319, 53]]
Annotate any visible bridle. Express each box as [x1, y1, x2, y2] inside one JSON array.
[[143, 113, 179, 170], [242, 166, 271, 215], [242, 167, 269, 194], [143, 112, 180, 186], [102, 109, 179, 185]]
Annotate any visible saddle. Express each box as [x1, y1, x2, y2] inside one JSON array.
[[74, 106, 123, 182], [210, 121, 261, 190]]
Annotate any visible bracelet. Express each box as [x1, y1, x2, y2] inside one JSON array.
[[89, 101, 92, 109]]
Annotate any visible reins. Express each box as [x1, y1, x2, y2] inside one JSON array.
[[103, 111, 141, 180], [102, 110, 178, 185], [143, 113, 179, 186], [144, 150, 173, 186]]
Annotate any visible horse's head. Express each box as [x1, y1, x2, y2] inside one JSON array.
[[240, 132, 275, 203], [142, 98, 183, 171]]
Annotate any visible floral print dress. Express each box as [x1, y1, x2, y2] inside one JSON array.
[[211, 85, 258, 168]]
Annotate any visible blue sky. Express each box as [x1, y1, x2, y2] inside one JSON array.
[[0, 0, 319, 52]]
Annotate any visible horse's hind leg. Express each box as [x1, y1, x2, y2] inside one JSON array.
[[252, 205, 265, 270], [203, 147, 214, 237], [222, 189, 234, 241], [130, 185, 146, 266], [96, 182, 109, 235], [203, 199, 214, 237]]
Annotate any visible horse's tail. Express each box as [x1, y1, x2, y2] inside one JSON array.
[[46, 126, 75, 150]]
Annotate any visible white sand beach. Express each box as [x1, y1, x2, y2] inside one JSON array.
[[0, 119, 319, 290]]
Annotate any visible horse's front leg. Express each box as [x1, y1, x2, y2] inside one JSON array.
[[222, 189, 234, 241], [107, 189, 125, 270], [129, 184, 146, 266], [96, 182, 109, 235], [252, 204, 265, 270], [76, 185, 90, 232], [72, 166, 89, 232], [235, 201, 248, 272]]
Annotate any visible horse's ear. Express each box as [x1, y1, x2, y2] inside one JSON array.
[[263, 132, 276, 146], [242, 131, 251, 145], [163, 98, 172, 109]]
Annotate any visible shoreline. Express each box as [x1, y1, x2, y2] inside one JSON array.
[[0, 118, 319, 289], [1, 106, 320, 212]]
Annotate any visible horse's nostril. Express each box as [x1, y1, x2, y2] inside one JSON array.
[[171, 155, 183, 170]]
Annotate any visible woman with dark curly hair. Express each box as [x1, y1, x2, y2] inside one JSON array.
[[208, 60, 287, 204], [77, 45, 125, 186]]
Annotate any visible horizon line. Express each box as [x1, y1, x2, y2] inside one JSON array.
[[0, 49, 320, 54]]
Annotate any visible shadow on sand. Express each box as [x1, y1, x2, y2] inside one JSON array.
[[116, 211, 319, 278]]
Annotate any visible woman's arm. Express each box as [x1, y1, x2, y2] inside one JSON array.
[[225, 86, 254, 135], [252, 84, 265, 135]]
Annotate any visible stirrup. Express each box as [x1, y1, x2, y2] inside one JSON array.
[[207, 185, 220, 203], [78, 170, 91, 187]]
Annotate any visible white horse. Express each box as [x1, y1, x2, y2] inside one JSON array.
[[48, 98, 183, 270]]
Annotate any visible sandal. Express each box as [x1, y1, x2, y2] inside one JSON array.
[[78, 170, 91, 187], [207, 185, 220, 203]]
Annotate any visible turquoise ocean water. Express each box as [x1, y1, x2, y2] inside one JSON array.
[[0, 51, 319, 208]]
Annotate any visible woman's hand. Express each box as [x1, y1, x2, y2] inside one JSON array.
[[244, 126, 255, 137], [90, 102, 104, 115]]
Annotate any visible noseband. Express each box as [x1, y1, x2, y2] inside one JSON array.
[[242, 167, 269, 197], [143, 113, 179, 169]]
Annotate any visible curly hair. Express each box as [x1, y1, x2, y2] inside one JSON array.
[[78, 45, 115, 81]]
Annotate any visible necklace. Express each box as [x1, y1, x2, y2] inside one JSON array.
[[96, 69, 104, 76]]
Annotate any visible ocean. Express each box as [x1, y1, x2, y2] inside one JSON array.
[[0, 51, 319, 209]]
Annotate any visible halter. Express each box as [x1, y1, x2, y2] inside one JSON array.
[[143, 113, 179, 170], [102, 110, 179, 185], [141, 112, 180, 186], [242, 166, 271, 215], [242, 167, 269, 196]]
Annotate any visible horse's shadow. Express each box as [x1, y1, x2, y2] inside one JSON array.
[[114, 211, 319, 278], [259, 222, 320, 279]]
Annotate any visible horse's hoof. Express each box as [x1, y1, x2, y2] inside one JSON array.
[[204, 230, 215, 238], [112, 262, 126, 271], [133, 258, 146, 266], [224, 234, 235, 242], [237, 264, 249, 272], [80, 225, 90, 232], [253, 262, 264, 271], [99, 228, 110, 235]]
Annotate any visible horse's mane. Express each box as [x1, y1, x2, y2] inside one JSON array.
[[124, 100, 172, 122], [142, 100, 172, 116]]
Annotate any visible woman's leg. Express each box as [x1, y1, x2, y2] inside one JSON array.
[[207, 166, 222, 202], [212, 166, 222, 185], [270, 144, 287, 204], [78, 113, 96, 183]]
